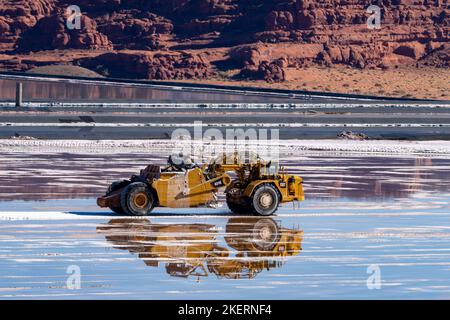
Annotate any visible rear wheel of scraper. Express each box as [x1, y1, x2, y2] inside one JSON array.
[[120, 182, 155, 216], [249, 184, 279, 216], [106, 180, 130, 215]]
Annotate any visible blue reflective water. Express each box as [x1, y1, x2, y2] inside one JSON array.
[[1, 192, 450, 299]]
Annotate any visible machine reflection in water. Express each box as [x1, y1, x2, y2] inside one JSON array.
[[97, 217, 303, 280]]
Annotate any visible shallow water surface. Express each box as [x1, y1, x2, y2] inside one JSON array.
[[0, 152, 450, 299]]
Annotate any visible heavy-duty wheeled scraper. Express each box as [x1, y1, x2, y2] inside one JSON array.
[[97, 153, 304, 216]]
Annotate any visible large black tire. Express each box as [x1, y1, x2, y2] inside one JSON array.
[[106, 180, 130, 215], [226, 188, 251, 215], [227, 201, 249, 215], [249, 184, 280, 216], [120, 182, 155, 216]]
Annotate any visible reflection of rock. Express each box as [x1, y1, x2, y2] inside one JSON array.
[[97, 217, 303, 280], [337, 131, 369, 140], [9, 133, 36, 140]]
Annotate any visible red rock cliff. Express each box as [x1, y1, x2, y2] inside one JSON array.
[[0, 0, 448, 81]]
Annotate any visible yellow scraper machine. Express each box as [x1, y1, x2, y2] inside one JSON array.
[[97, 152, 304, 216]]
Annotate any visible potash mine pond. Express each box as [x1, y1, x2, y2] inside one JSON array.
[[0, 140, 450, 299]]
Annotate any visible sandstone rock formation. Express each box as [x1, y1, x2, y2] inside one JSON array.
[[18, 13, 112, 51], [253, 59, 286, 83], [0, 0, 448, 82], [0, 0, 58, 50], [419, 43, 450, 68], [95, 10, 173, 50], [78, 51, 214, 80]]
